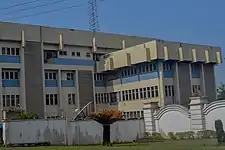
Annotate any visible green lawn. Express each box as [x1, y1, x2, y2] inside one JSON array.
[[1, 140, 225, 150]]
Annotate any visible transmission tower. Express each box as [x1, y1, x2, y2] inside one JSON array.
[[88, 0, 100, 52]]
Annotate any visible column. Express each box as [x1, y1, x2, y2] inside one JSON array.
[[0, 68, 3, 118], [189, 96, 208, 132], [174, 62, 181, 104], [20, 30, 26, 112], [158, 62, 165, 106], [189, 64, 193, 95], [143, 102, 159, 133], [75, 70, 80, 110], [200, 64, 206, 96], [91, 70, 96, 112], [58, 69, 63, 116]]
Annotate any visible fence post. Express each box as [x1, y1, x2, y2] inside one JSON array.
[[189, 96, 208, 132], [143, 102, 159, 133]]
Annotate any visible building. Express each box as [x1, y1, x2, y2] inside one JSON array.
[[94, 42, 222, 119], [0, 22, 222, 120]]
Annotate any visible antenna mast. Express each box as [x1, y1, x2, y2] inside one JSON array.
[[88, 0, 100, 52]]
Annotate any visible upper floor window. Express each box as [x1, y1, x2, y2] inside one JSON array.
[[1, 47, 20, 56], [94, 73, 104, 81], [59, 51, 67, 56], [66, 73, 74, 80], [45, 72, 57, 80], [76, 52, 80, 57], [192, 85, 200, 95], [3, 95, 20, 107], [121, 67, 137, 77], [86, 52, 91, 57], [163, 63, 172, 71], [2, 71, 19, 80], [46, 94, 58, 105], [191, 64, 200, 72], [140, 63, 156, 73], [68, 93, 76, 105]]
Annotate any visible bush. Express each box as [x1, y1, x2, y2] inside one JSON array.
[[196, 130, 216, 139], [151, 132, 164, 140], [168, 132, 177, 140], [175, 131, 195, 140]]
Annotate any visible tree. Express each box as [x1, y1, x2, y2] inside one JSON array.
[[217, 83, 225, 100], [215, 120, 225, 145], [90, 109, 123, 146]]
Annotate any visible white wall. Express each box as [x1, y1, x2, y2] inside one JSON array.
[[3, 119, 145, 146], [154, 105, 190, 134]]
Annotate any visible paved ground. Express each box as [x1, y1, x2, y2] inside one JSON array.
[[1, 140, 224, 150]]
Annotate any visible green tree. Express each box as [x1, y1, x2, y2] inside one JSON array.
[[217, 83, 225, 100]]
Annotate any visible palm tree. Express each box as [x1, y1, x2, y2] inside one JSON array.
[[217, 83, 225, 100], [90, 109, 123, 146]]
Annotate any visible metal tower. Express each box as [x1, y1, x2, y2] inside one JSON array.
[[88, 0, 100, 34]]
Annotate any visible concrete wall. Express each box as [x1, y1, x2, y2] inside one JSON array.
[[3, 119, 144, 146], [143, 97, 225, 135]]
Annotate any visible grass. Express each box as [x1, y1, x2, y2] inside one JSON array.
[[0, 140, 225, 150]]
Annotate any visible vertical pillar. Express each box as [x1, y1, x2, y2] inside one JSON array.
[[58, 70, 63, 114], [189, 96, 208, 132], [20, 30, 26, 112], [76, 70, 80, 110], [0, 68, 3, 118], [200, 64, 206, 96], [91, 70, 96, 112], [174, 62, 181, 104], [158, 62, 165, 106], [143, 102, 159, 133], [189, 64, 193, 95]]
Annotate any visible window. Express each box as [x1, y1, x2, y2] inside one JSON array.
[[125, 90, 128, 101], [94, 73, 104, 81], [86, 52, 91, 57], [163, 63, 172, 71], [2, 71, 20, 80], [132, 89, 135, 100], [122, 91, 125, 101], [151, 87, 155, 97], [1, 47, 20, 56], [191, 64, 200, 72], [147, 87, 151, 98], [46, 94, 58, 105], [128, 90, 132, 100], [45, 72, 57, 80], [2, 94, 20, 107], [135, 89, 139, 99], [72, 52, 75, 56], [143, 88, 147, 99], [165, 85, 175, 97], [66, 73, 74, 80], [76, 52, 80, 57], [155, 86, 159, 97], [68, 93, 76, 105], [140, 88, 143, 99], [192, 85, 200, 95], [59, 51, 67, 56]]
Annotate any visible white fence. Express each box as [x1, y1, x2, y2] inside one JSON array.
[[144, 96, 225, 135], [3, 119, 144, 146]]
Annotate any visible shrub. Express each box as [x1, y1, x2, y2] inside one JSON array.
[[151, 132, 164, 140], [168, 132, 177, 140], [197, 130, 217, 139], [175, 131, 194, 140]]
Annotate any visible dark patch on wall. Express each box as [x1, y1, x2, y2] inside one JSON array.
[[204, 64, 216, 102], [24, 41, 44, 118], [178, 62, 192, 107], [78, 70, 94, 111]]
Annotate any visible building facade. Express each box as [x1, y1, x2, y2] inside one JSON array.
[[0, 22, 222, 120], [95, 40, 222, 119]]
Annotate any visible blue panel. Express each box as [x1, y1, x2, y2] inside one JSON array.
[[95, 80, 105, 87], [163, 71, 173, 78], [0, 56, 20, 63], [192, 71, 200, 78], [2, 80, 20, 87], [113, 78, 121, 85], [139, 72, 158, 81], [53, 58, 94, 66], [45, 80, 58, 87], [122, 75, 139, 84], [61, 80, 75, 87], [0, 123, 2, 128]]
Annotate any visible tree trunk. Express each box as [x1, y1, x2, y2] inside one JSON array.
[[103, 124, 110, 146]]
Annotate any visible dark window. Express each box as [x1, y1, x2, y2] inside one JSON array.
[[15, 48, 20, 55], [16, 95, 20, 106], [7, 48, 10, 55], [86, 52, 91, 57], [2, 47, 6, 55], [76, 52, 80, 57], [46, 95, 49, 105], [11, 95, 15, 106], [72, 52, 75, 56], [11, 48, 15, 55]]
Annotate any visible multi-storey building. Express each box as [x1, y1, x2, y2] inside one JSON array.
[[0, 22, 222, 120], [95, 40, 222, 119]]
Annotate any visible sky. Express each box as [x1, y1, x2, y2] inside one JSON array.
[[1, 0, 225, 84]]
